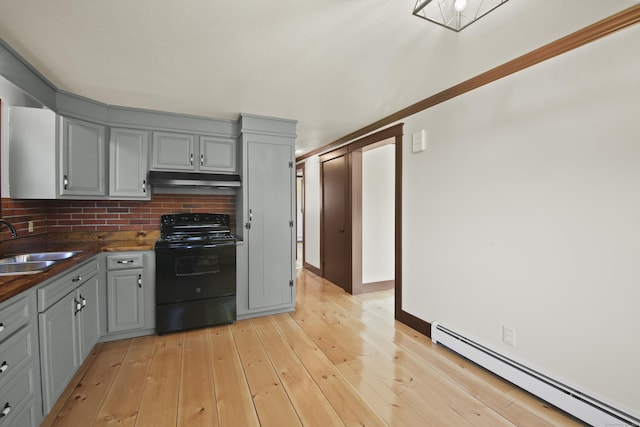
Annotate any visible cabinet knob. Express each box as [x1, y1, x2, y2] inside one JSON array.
[[0, 323, 4, 333], [0, 403, 10, 418], [0, 361, 8, 373], [72, 275, 82, 282]]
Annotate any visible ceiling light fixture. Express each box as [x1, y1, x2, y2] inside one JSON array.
[[413, 0, 509, 32]]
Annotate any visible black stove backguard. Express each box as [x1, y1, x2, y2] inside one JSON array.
[[155, 213, 236, 335]]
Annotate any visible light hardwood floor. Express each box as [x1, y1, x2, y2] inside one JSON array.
[[43, 268, 584, 427]]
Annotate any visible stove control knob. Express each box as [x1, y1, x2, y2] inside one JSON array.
[[194, 215, 200, 222]]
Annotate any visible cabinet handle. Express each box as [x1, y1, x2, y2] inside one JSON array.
[[72, 275, 82, 282], [0, 323, 4, 333], [0, 361, 8, 373], [117, 260, 134, 264], [138, 274, 142, 288], [74, 298, 82, 315], [81, 295, 87, 308], [200, 153, 204, 166], [190, 153, 194, 165], [142, 179, 146, 193], [63, 174, 69, 190], [0, 403, 10, 418]]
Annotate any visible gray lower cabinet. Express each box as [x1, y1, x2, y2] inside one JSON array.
[[109, 128, 150, 199], [104, 252, 154, 338], [0, 291, 42, 427], [37, 259, 100, 413]]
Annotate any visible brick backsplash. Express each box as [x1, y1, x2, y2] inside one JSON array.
[[0, 194, 236, 239]]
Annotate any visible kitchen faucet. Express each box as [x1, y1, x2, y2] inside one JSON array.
[[0, 219, 17, 238]]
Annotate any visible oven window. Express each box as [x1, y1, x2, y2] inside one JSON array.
[[175, 254, 221, 276]]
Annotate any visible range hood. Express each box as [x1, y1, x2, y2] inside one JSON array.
[[148, 171, 241, 188]]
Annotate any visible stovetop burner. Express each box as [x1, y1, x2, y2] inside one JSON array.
[[157, 213, 235, 247]]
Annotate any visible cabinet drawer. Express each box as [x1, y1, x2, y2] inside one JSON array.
[[0, 365, 36, 426], [106, 253, 144, 270], [0, 326, 34, 389], [37, 259, 98, 312], [0, 295, 31, 344], [0, 397, 37, 427]]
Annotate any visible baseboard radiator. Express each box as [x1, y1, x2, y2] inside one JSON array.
[[431, 322, 639, 427]]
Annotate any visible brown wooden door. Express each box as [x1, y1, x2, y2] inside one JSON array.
[[322, 154, 350, 292]]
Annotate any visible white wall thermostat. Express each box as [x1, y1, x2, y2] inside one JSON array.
[[412, 129, 428, 153]]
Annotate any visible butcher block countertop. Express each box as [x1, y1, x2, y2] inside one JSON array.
[[0, 231, 159, 304]]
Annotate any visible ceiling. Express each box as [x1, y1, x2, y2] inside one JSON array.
[[0, 0, 636, 156]]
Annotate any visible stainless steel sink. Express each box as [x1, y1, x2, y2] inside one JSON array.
[[0, 251, 80, 264], [0, 261, 57, 276]]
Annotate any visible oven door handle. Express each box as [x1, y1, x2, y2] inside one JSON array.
[[157, 241, 236, 250]]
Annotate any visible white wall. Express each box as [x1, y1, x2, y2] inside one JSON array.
[[362, 144, 394, 283], [303, 155, 321, 268], [402, 24, 640, 416], [0, 75, 43, 197]]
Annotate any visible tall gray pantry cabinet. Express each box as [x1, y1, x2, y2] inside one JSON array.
[[236, 114, 297, 319]]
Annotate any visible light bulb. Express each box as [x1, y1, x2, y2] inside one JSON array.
[[454, 0, 467, 12]]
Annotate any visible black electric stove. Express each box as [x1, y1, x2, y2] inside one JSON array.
[[155, 213, 236, 334]]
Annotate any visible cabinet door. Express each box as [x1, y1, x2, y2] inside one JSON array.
[[199, 136, 237, 173], [247, 142, 294, 309], [151, 132, 195, 171], [77, 276, 100, 361], [107, 269, 145, 333], [38, 293, 80, 413], [60, 117, 106, 197], [109, 128, 150, 199]]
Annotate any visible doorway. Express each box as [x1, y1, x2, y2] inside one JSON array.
[[319, 125, 401, 296]]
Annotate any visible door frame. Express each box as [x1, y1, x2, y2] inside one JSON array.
[[296, 163, 305, 266], [316, 123, 430, 336]]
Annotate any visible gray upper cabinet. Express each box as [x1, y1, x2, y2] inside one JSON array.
[[60, 117, 107, 197], [151, 131, 237, 173], [151, 131, 196, 171], [8, 108, 108, 199], [199, 136, 237, 173], [109, 128, 150, 199]]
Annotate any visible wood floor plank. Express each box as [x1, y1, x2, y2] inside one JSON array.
[[50, 339, 131, 427], [44, 268, 582, 427], [94, 335, 156, 427], [273, 313, 387, 427], [136, 332, 184, 427], [251, 316, 346, 427], [230, 320, 302, 427], [209, 325, 260, 427], [178, 329, 219, 427]]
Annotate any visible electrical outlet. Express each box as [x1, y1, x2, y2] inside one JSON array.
[[28, 220, 34, 233], [503, 326, 516, 347]]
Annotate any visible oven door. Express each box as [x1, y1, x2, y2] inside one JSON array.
[[155, 241, 236, 304]]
